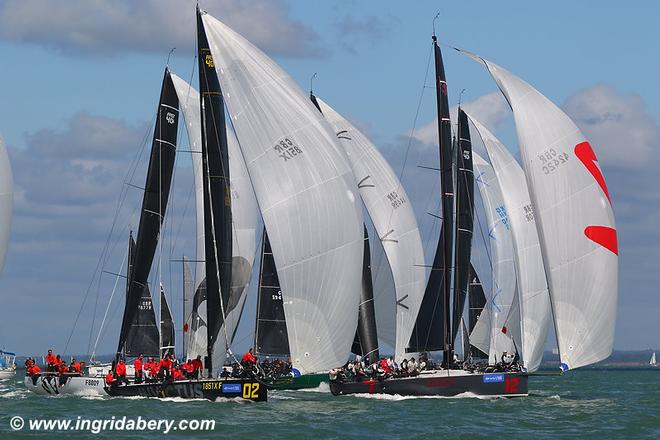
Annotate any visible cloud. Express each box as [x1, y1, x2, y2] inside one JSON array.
[[563, 85, 660, 168], [333, 14, 400, 54], [3, 112, 197, 355], [412, 91, 509, 146], [0, 0, 321, 58]]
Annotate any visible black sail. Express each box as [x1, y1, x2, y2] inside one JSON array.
[[124, 234, 160, 357], [254, 228, 290, 356], [351, 226, 380, 365], [198, 8, 232, 372], [160, 286, 175, 358], [117, 69, 179, 357], [451, 108, 475, 344], [408, 36, 454, 363], [468, 263, 488, 359]]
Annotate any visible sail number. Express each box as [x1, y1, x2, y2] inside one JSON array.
[[271, 290, 282, 301], [538, 148, 569, 175], [242, 383, 260, 399], [386, 191, 406, 209], [522, 203, 535, 222], [274, 137, 303, 162], [138, 300, 152, 311]]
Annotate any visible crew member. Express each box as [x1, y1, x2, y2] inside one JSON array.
[[115, 359, 128, 385], [242, 348, 257, 366], [105, 371, 116, 386], [191, 355, 203, 379], [134, 354, 144, 384], [45, 350, 57, 372]]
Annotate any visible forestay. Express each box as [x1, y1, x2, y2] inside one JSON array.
[[315, 97, 426, 361], [171, 73, 258, 368], [464, 52, 618, 370], [202, 13, 363, 373], [471, 151, 519, 363], [467, 115, 551, 372]]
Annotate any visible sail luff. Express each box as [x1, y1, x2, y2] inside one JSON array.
[[117, 68, 179, 357]]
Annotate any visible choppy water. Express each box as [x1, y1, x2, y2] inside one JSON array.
[[1, 369, 659, 439]]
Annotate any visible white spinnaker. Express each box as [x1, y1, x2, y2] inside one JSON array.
[[467, 115, 551, 372], [471, 151, 518, 363], [202, 13, 363, 373], [171, 74, 259, 368], [465, 52, 618, 370], [315, 97, 426, 361], [170, 74, 207, 360], [0, 135, 13, 271]]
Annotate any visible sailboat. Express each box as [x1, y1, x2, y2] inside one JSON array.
[[330, 26, 617, 397], [0, 134, 14, 380], [650, 352, 657, 366]]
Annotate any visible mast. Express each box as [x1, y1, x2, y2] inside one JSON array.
[[451, 108, 475, 344], [197, 6, 232, 376], [116, 68, 179, 359]]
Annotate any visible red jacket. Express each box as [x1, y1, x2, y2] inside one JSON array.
[[191, 359, 203, 371], [173, 368, 185, 381], [242, 352, 256, 364], [160, 358, 172, 371], [116, 362, 127, 376], [134, 358, 143, 372], [105, 372, 115, 384], [45, 353, 56, 366]]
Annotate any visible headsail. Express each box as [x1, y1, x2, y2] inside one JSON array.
[[0, 134, 12, 271], [160, 285, 175, 358], [124, 233, 160, 357], [462, 51, 618, 370], [471, 150, 519, 363], [201, 11, 363, 373], [313, 97, 425, 361], [467, 114, 551, 372], [117, 68, 178, 358], [467, 265, 488, 359]]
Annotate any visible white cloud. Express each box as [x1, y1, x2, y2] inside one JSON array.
[[412, 91, 509, 146], [564, 85, 660, 168], [0, 0, 321, 58]]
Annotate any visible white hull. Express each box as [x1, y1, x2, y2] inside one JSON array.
[[87, 363, 135, 378], [0, 369, 16, 379], [24, 375, 108, 396]]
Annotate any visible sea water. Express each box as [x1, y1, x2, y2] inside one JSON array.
[[1, 369, 658, 439]]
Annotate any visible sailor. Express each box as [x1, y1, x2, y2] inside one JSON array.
[[105, 371, 116, 386], [191, 355, 203, 379], [115, 359, 128, 385], [45, 349, 56, 372], [172, 366, 185, 381], [134, 354, 144, 384], [70, 359, 82, 374], [242, 348, 257, 366], [159, 355, 172, 380], [182, 359, 194, 379], [408, 357, 418, 376], [148, 358, 159, 382]]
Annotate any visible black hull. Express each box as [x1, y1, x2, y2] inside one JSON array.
[[104, 379, 267, 402], [330, 370, 528, 398]]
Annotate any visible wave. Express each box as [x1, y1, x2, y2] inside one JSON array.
[[349, 391, 498, 401], [292, 382, 330, 393]]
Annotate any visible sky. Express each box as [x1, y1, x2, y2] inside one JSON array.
[[0, 0, 658, 358]]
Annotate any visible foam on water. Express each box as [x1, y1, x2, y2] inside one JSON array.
[[293, 382, 330, 393], [350, 391, 496, 401]]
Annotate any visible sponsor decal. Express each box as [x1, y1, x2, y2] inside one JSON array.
[[482, 373, 504, 383], [221, 383, 242, 393]]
